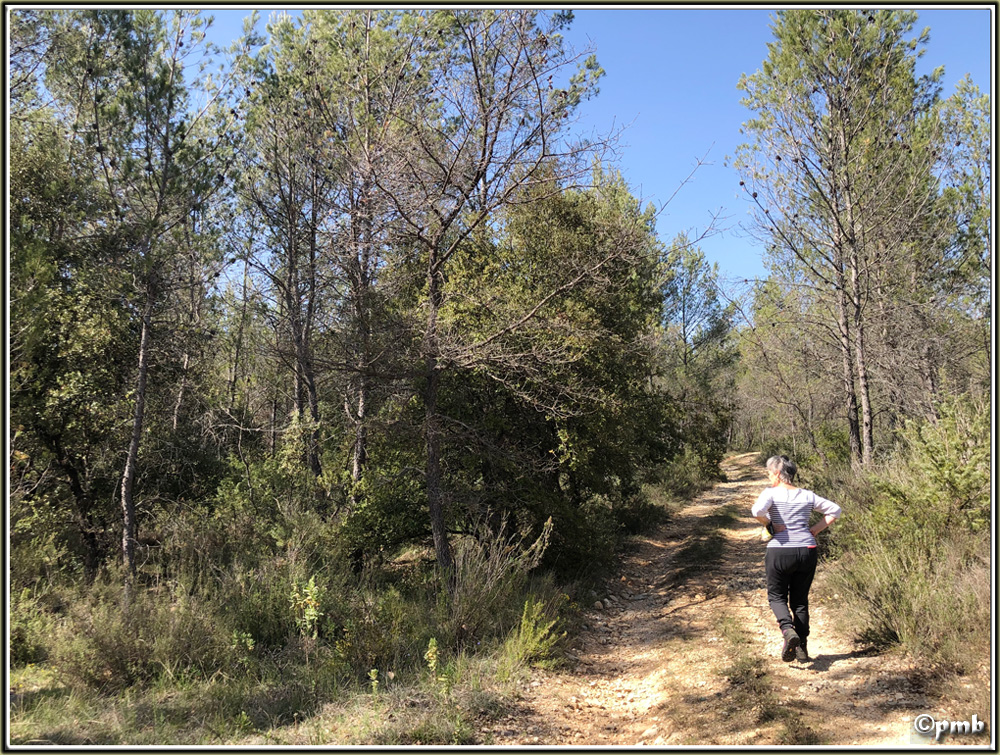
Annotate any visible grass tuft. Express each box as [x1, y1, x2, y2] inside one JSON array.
[[717, 617, 821, 746]]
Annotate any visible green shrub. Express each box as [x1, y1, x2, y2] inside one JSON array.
[[437, 517, 553, 648], [213, 562, 299, 650], [9, 588, 54, 666], [333, 582, 435, 679], [52, 579, 232, 691], [614, 489, 668, 534], [545, 494, 621, 580], [884, 392, 990, 533], [501, 595, 565, 668], [830, 522, 989, 671], [9, 488, 80, 589], [152, 456, 355, 651], [826, 391, 991, 671], [805, 423, 849, 467], [337, 480, 428, 568], [657, 445, 724, 499], [289, 575, 326, 639]]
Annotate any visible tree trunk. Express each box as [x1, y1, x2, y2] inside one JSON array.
[[834, 264, 862, 465], [853, 309, 874, 465], [828, 150, 863, 467], [303, 183, 323, 479], [424, 369, 453, 573], [287, 300, 322, 477], [830, 104, 871, 467], [424, 263, 453, 574], [838, 118, 874, 467], [301, 353, 323, 478], [348, 376, 368, 507], [171, 352, 189, 432], [270, 393, 279, 456], [229, 259, 251, 410], [120, 293, 154, 603], [49, 438, 101, 582]]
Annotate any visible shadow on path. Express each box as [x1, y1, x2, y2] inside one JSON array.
[[806, 648, 882, 673]]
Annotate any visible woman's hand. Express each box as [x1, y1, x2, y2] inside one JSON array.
[[810, 514, 838, 537], [755, 515, 786, 534]]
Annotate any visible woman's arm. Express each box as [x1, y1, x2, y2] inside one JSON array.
[[752, 493, 787, 532], [812, 494, 842, 519], [809, 514, 837, 536]]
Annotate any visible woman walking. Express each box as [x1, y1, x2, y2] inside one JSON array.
[[751, 455, 841, 662]]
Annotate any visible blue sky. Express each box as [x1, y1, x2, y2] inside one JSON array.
[[200, 6, 994, 288]]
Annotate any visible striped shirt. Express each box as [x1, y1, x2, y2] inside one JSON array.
[[751, 486, 842, 548]]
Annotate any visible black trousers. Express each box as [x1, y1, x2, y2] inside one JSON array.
[[765, 546, 818, 638]]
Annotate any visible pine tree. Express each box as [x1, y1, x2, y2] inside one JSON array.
[[735, 9, 952, 464]]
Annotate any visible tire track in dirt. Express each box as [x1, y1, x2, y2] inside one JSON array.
[[483, 452, 989, 747]]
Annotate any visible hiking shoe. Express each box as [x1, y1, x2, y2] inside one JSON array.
[[795, 639, 809, 662], [781, 629, 800, 662]]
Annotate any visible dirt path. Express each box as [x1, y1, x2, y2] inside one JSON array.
[[483, 453, 986, 747]]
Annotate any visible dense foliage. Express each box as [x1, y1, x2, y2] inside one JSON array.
[[9, 9, 731, 697]]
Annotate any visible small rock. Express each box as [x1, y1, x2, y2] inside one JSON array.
[[641, 725, 659, 738]]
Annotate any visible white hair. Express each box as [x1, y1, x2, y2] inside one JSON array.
[[766, 455, 797, 484]]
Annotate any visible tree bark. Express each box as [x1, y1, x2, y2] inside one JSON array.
[[300, 351, 323, 478], [120, 292, 154, 603], [285, 252, 323, 478], [303, 179, 323, 478], [347, 190, 375, 508], [229, 259, 251, 410], [852, 302, 874, 465], [424, 370, 452, 573], [171, 352, 189, 432], [837, 116, 875, 467], [423, 263, 453, 573], [833, 251, 862, 465], [47, 434, 101, 582], [348, 376, 368, 506]]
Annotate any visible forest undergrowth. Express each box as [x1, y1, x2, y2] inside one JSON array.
[[10, 416, 992, 746], [7, 456, 710, 747]]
